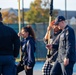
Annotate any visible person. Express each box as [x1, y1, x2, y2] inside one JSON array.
[[0, 12, 20, 75], [17, 25, 36, 75], [46, 16, 76, 75], [42, 20, 62, 75]]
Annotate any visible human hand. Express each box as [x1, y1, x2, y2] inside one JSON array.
[[64, 58, 69, 66], [27, 66, 32, 69], [46, 44, 52, 50], [47, 26, 51, 31], [24, 65, 32, 70], [18, 32, 22, 37], [47, 20, 55, 31]]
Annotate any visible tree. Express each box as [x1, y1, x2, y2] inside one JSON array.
[[2, 11, 18, 24], [24, 0, 50, 24]]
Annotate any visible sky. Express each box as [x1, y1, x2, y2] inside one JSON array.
[[0, 0, 76, 11]]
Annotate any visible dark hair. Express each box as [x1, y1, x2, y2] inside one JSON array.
[[22, 25, 36, 40]]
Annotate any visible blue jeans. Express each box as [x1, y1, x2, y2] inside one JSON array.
[[0, 56, 16, 75]]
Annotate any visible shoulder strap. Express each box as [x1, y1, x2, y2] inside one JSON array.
[[52, 33, 61, 44]]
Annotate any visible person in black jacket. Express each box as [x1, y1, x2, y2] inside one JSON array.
[[46, 16, 76, 75], [17, 25, 36, 75], [0, 12, 20, 75]]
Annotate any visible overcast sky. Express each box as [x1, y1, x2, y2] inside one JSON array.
[[0, 0, 76, 11]]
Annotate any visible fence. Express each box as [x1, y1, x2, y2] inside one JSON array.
[[6, 23, 76, 61]]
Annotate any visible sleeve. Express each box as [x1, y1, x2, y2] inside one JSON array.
[[13, 31, 20, 58], [27, 40, 35, 67], [65, 28, 75, 59]]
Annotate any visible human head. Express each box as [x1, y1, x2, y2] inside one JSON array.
[[48, 20, 57, 30], [0, 12, 3, 21], [54, 26, 61, 33], [54, 16, 66, 29], [50, 20, 61, 32], [46, 20, 61, 36], [47, 20, 61, 34], [21, 25, 36, 40]]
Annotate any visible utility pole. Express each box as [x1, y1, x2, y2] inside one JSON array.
[[17, 0, 21, 62], [65, 0, 67, 19], [47, 0, 53, 58], [18, 0, 21, 33], [22, 0, 24, 27]]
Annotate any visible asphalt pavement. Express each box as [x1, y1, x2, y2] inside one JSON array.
[[18, 70, 76, 75]]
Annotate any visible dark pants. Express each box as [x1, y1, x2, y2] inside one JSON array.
[[25, 68, 33, 75], [16, 66, 33, 75], [16, 61, 34, 75], [16, 61, 24, 75], [0, 56, 16, 75], [50, 60, 75, 75]]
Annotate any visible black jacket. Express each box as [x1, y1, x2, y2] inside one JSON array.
[[0, 22, 20, 57], [21, 36, 35, 67]]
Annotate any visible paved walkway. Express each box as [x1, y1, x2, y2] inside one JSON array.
[[18, 70, 41, 75], [18, 70, 76, 75]]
